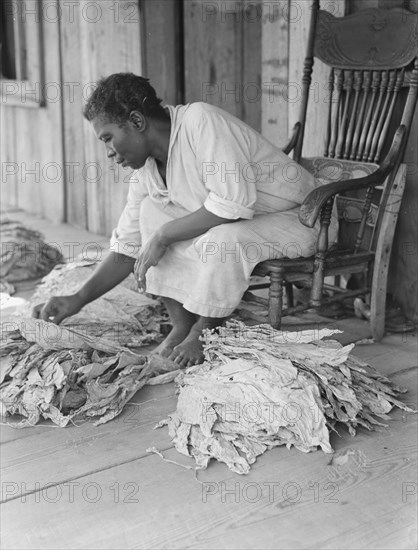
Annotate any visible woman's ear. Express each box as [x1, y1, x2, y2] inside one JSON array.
[[129, 111, 147, 131]]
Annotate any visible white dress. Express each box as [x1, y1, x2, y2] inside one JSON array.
[[110, 102, 338, 318]]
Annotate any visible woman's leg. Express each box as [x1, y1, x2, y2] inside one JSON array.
[[152, 297, 197, 357]]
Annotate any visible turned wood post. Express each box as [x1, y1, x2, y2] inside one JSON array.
[[268, 270, 284, 329], [310, 197, 333, 306], [294, 0, 320, 163]]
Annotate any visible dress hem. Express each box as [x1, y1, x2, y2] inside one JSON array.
[[145, 281, 238, 318]]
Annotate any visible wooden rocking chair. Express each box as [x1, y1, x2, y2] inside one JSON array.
[[252, 1, 418, 341]]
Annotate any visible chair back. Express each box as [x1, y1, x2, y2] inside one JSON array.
[[295, 2, 418, 164], [295, 2, 418, 253]]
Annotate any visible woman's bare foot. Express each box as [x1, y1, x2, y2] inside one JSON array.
[[169, 326, 204, 367], [152, 297, 196, 358], [153, 326, 192, 357], [169, 316, 225, 367]]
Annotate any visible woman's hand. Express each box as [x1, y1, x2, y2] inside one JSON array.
[[134, 207, 236, 291], [135, 233, 169, 291], [32, 294, 84, 325]]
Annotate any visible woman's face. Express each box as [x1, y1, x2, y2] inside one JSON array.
[[92, 114, 150, 170]]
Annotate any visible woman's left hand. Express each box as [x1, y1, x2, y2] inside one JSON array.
[[135, 233, 168, 291]]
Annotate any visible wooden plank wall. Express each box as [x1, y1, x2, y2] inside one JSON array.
[[388, 0, 418, 321], [140, 0, 183, 106], [242, 2, 263, 132], [183, 0, 262, 131], [2, 0, 416, 320], [3, 0, 183, 235], [346, 0, 418, 322], [1, 0, 64, 223], [1, 106, 18, 208], [60, 0, 143, 235], [59, 2, 87, 229], [61, 0, 184, 235], [261, 0, 289, 146]]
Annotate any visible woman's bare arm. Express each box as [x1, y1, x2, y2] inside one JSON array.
[[157, 206, 236, 245], [33, 251, 136, 323]]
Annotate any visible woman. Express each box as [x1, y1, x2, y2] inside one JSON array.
[[33, 73, 337, 366]]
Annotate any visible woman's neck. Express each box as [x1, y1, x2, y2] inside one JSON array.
[[149, 112, 171, 166]]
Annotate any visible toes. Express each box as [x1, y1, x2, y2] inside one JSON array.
[[174, 352, 189, 368], [169, 347, 195, 368], [180, 356, 190, 368], [169, 343, 204, 368], [168, 347, 182, 362], [159, 346, 173, 358]]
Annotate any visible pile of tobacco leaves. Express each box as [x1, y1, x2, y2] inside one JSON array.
[[24, 259, 168, 346], [1, 220, 64, 282], [0, 318, 177, 428], [1, 259, 174, 428], [162, 321, 416, 474]]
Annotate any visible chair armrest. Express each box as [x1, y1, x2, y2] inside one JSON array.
[[298, 125, 406, 228], [282, 123, 301, 155]]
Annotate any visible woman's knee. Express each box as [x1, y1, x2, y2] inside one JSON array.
[[194, 223, 247, 264]]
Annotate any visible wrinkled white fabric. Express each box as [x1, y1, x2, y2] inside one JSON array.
[[110, 102, 338, 317]]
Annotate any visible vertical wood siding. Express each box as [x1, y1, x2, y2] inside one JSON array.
[[2, 0, 64, 223], [261, 0, 289, 147], [183, 0, 261, 130], [61, 0, 142, 235], [2, 0, 416, 319], [387, 0, 418, 321]]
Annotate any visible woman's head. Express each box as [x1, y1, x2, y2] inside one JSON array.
[[85, 73, 170, 170], [83, 73, 166, 124]]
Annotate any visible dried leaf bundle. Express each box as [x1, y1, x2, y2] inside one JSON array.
[[25, 259, 167, 347], [0, 319, 177, 427], [0, 220, 64, 282], [165, 321, 415, 474]]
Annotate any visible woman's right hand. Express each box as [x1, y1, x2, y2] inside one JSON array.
[[32, 295, 84, 325]]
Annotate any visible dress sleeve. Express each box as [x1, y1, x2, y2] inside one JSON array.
[[195, 109, 257, 220], [109, 170, 148, 259]]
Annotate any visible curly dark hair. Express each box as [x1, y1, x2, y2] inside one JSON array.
[[83, 73, 167, 123]]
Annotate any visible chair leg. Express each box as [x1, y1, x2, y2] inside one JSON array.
[[370, 233, 388, 341], [268, 271, 284, 329], [370, 282, 385, 342], [370, 165, 407, 342]]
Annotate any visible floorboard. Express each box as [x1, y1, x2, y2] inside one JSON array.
[[1, 385, 177, 501], [2, 412, 416, 549]]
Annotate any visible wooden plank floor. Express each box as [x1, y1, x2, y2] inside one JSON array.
[[1, 210, 417, 549]]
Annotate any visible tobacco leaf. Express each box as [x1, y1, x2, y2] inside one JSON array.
[[163, 321, 416, 475], [0, 318, 177, 427], [25, 259, 168, 348], [0, 220, 64, 282]]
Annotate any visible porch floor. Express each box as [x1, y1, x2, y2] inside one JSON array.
[[1, 209, 417, 550]]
